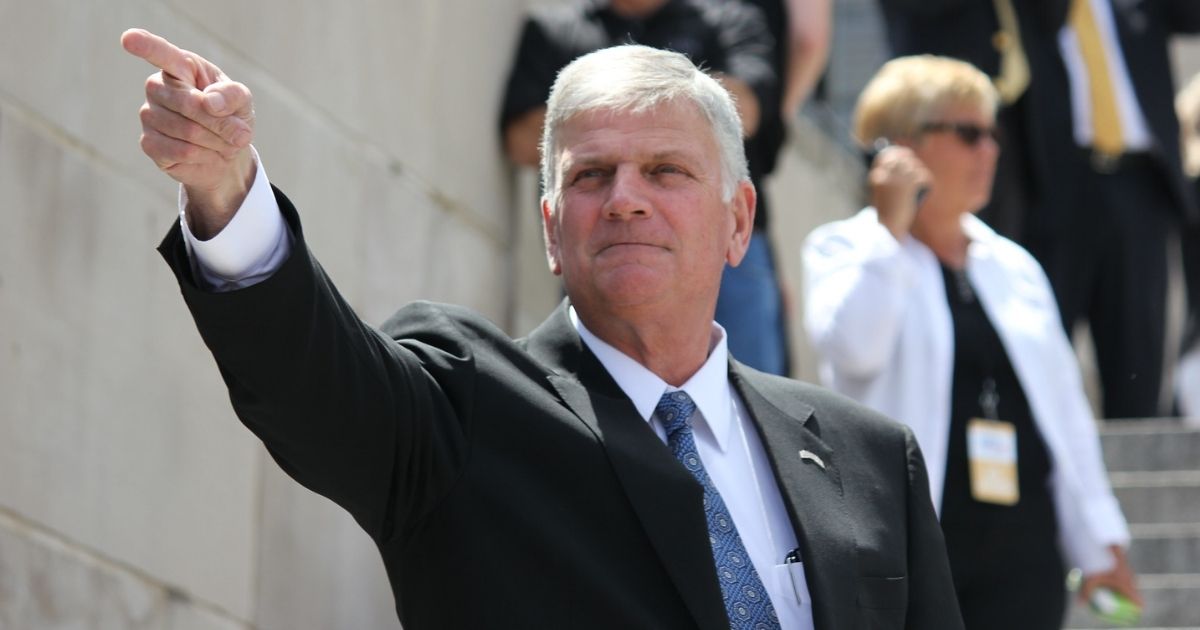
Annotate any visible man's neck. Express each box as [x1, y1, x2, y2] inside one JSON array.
[[576, 306, 714, 387]]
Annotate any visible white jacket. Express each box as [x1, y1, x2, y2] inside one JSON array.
[[802, 208, 1129, 573]]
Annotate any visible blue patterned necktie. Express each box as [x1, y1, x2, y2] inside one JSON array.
[[655, 391, 781, 629]]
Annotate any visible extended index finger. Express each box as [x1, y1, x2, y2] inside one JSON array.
[[121, 28, 194, 85]]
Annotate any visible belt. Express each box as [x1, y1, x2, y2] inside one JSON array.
[[1080, 147, 1156, 174]]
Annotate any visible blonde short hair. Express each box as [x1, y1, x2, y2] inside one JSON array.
[[853, 55, 1000, 148], [1177, 72, 1200, 177]]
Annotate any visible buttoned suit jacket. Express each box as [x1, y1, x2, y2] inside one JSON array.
[[159, 188, 962, 630], [878, 0, 1200, 233]]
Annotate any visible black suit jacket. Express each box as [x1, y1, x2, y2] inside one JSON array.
[[160, 188, 962, 629], [879, 0, 1200, 229]]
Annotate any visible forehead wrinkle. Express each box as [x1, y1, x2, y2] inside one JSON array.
[[560, 144, 704, 172]]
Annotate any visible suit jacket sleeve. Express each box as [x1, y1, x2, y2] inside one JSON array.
[[1164, 0, 1200, 33], [903, 427, 965, 628], [879, 0, 1069, 24], [158, 186, 470, 544], [877, 0, 966, 16]]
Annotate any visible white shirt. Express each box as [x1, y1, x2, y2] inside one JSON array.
[[180, 148, 291, 291], [572, 310, 811, 629], [1058, 0, 1153, 151], [181, 153, 813, 628]]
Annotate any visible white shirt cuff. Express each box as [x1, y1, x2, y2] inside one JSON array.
[[180, 146, 292, 291]]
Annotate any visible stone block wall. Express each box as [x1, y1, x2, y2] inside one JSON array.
[[0, 1, 533, 628], [0, 1, 857, 627]]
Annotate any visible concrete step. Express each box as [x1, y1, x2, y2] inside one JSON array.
[[1128, 524, 1200, 575], [1064, 573, 1200, 628], [1065, 422, 1200, 628], [1110, 471, 1200, 525], [1099, 421, 1200, 473]]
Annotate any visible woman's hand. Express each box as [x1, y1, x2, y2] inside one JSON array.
[[868, 145, 931, 241], [1081, 545, 1143, 607]]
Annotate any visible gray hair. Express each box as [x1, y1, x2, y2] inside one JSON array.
[[539, 44, 748, 210]]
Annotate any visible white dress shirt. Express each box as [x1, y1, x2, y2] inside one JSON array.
[[1058, 0, 1153, 151], [180, 148, 291, 291], [572, 310, 811, 629], [181, 153, 814, 628]]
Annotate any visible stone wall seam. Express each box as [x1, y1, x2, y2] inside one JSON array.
[[0, 95, 175, 208], [0, 505, 253, 628]]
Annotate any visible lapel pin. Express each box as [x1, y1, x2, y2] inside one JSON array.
[[799, 449, 826, 470]]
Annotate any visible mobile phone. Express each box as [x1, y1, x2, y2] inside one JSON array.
[[862, 137, 929, 207], [861, 137, 893, 169]]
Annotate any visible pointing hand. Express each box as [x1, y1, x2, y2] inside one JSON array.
[[122, 28, 257, 238]]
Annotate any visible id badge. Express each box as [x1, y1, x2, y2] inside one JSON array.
[[967, 418, 1019, 505]]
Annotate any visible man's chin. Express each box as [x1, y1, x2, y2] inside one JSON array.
[[591, 269, 672, 307]]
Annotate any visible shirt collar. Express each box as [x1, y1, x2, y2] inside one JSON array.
[[570, 306, 735, 452]]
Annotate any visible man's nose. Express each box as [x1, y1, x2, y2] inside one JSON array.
[[603, 167, 652, 220]]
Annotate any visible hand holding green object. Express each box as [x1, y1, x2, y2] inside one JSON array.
[[1088, 587, 1142, 626]]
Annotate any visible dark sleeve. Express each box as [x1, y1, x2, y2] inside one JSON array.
[[876, 0, 969, 18], [500, 16, 565, 131], [902, 428, 966, 629], [1163, 0, 1200, 33], [158, 187, 470, 544], [708, 1, 779, 121]]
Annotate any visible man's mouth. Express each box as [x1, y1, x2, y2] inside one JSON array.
[[599, 241, 666, 253]]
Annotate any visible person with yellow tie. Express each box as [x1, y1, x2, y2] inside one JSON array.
[[878, 0, 1200, 420]]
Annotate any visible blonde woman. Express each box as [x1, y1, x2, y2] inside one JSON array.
[[802, 55, 1138, 628]]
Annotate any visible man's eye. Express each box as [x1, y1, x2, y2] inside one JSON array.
[[653, 165, 685, 176], [572, 168, 606, 183]]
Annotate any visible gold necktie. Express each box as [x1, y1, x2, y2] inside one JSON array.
[[991, 0, 1030, 104], [1070, 0, 1124, 155]]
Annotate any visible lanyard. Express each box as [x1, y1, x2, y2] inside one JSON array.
[[945, 265, 1001, 420]]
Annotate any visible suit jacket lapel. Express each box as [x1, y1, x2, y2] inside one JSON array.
[[524, 302, 729, 630], [730, 363, 859, 630]]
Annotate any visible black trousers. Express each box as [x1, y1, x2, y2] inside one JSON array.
[[943, 519, 1066, 630], [1027, 154, 1175, 419], [1183, 219, 1200, 352]]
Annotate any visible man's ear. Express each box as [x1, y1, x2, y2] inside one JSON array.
[[725, 180, 756, 267], [541, 197, 563, 276]]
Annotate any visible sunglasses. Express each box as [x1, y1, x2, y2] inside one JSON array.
[[919, 122, 1000, 146]]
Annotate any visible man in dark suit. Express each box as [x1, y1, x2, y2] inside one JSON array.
[[878, 0, 1200, 418], [122, 28, 962, 629]]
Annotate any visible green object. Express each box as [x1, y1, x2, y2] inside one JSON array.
[[1088, 588, 1142, 627], [1066, 569, 1141, 627]]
